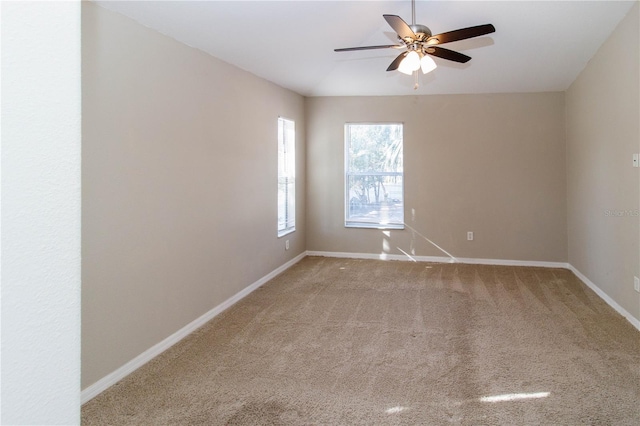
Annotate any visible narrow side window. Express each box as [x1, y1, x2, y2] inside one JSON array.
[[278, 118, 295, 236]]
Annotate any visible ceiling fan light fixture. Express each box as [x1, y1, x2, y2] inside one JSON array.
[[420, 54, 437, 74], [398, 50, 421, 75]]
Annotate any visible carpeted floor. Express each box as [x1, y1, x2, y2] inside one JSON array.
[[82, 256, 640, 425]]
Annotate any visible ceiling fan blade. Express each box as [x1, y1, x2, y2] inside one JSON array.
[[386, 51, 408, 71], [427, 24, 495, 45], [334, 45, 401, 52], [426, 46, 471, 63], [383, 14, 416, 40]]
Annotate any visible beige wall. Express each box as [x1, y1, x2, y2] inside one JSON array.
[[82, 3, 305, 389], [306, 93, 567, 262], [566, 3, 639, 322]]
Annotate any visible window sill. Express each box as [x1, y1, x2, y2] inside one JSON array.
[[278, 228, 295, 238]]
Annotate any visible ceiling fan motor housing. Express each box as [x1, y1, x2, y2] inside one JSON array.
[[402, 24, 433, 54], [409, 24, 432, 41]]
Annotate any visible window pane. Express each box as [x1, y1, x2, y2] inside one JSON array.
[[347, 124, 403, 173], [345, 124, 404, 228], [347, 175, 403, 225]]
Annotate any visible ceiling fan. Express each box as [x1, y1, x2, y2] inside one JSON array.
[[334, 0, 495, 79]]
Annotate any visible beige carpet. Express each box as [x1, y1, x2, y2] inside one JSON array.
[[82, 256, 640, 425]]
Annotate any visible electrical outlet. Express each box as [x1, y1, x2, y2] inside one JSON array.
[[285, 240, 290, 250], [634, 276, 640, 293], [467, 231, 474, 241]]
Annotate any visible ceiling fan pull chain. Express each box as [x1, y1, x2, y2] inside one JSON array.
[[413, 70, 419, 90]]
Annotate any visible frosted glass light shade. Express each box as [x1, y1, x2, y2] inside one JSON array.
[[420, 55, 437, 74], [398, 64, 414, 75], [398, 51, 421, 75]]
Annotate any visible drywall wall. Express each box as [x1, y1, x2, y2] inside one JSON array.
[[566, 3, 639, 322], [1, 1, 81, 423], [82, 2, 305, 389], [306, 93, 567, 262]]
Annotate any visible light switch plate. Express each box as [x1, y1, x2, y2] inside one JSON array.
[[633, 154, 639, 168]]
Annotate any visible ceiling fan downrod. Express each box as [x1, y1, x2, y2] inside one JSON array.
[[411, 0, 416, 26]]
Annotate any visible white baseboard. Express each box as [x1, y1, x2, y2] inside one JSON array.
[[307, 250, 640, 332], [306, 250, 568, 269], [567, 264, 640, 332], [81, 251, 307, 405]]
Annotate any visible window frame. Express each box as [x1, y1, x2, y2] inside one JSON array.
[[344, 122, 405, 230], [277, 117, 296, 237]]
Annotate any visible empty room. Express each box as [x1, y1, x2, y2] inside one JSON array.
[[2, 0, 638, 424]]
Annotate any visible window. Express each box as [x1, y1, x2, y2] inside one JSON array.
[[345, 123, 404, 229], [277, 117, 295, 236]]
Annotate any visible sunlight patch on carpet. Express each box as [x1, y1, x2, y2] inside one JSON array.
[[480, 392, 550, 403], [385, 406, 409, 414]]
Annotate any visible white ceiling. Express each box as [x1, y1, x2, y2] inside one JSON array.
[[94, 0, 637, 97]]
